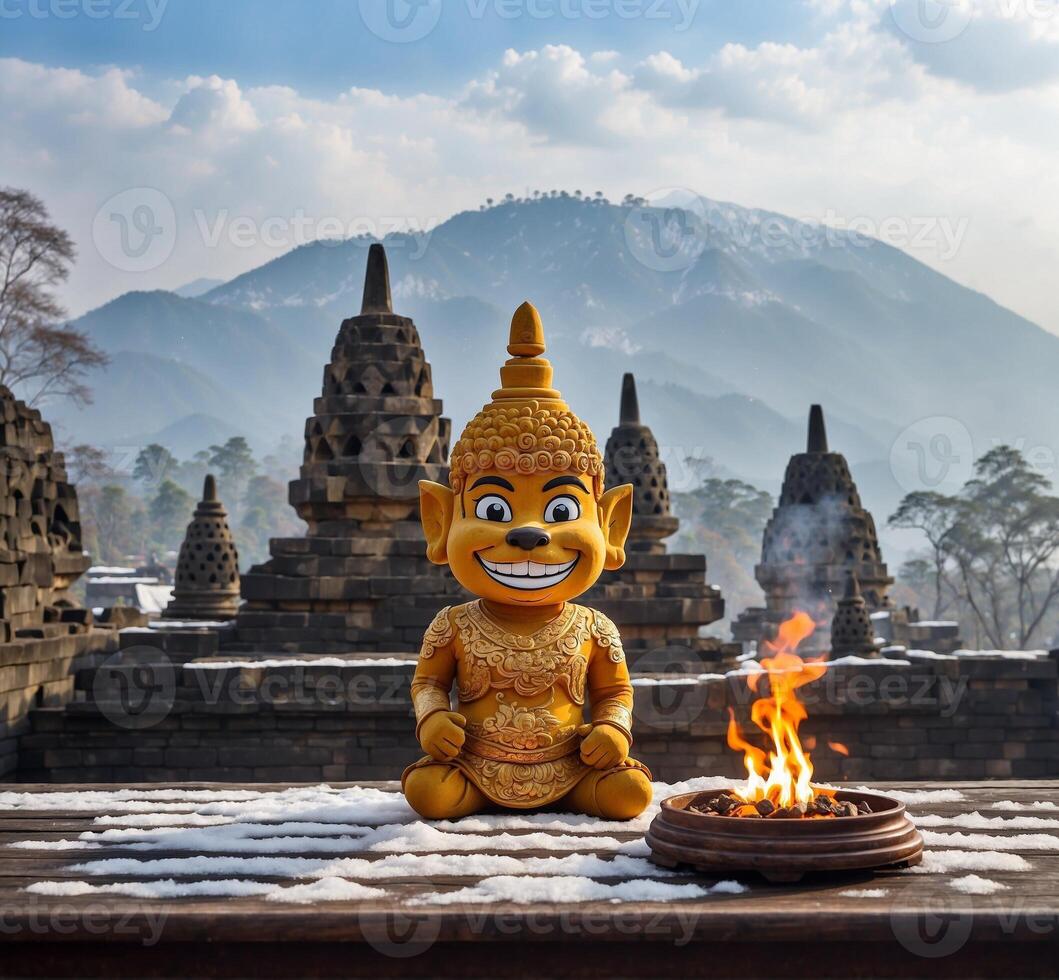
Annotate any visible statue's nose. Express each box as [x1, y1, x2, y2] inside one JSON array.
[[506, 526, 551, 551]]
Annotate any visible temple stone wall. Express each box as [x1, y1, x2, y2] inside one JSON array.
[[0, 385, 120, 777], [13, 638, 1058, 784]]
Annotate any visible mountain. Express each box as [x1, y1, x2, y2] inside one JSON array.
[[61, 194, 1059, 547], [68, 290, 323, 447], [173, 278, 226, 299]]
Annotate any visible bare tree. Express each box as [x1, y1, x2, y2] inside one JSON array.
[[0, 188, 107, 406]]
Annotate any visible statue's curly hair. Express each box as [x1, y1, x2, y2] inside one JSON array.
[[450, 401, 604, 498]]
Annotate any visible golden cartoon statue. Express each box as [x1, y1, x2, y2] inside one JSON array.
[[402, 301, 653, 821]]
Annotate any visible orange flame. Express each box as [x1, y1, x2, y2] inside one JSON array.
[[828, 741, 850, 757], [727, 612, 828, 809]]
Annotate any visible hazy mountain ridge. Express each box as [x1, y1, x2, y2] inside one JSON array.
[[58, 195, 1059, 530]]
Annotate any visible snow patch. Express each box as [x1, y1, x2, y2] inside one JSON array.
[[909, 850, 1031, 874], [421, 875, 743, 906], [915, 812, 1059, 831], [185, 658, 416, 670], [839, 888, 889, 898], [853, 787, 965, 804], [950, 875, 1009, 896], [920, 830, 1059, 851]]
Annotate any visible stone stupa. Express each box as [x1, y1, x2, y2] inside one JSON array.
[[583, 373, 733, 671], [733, 405, 893, 653], [164, 474, 240, 621], [235, 244, 463, 652], [830, 572, 882, 659]]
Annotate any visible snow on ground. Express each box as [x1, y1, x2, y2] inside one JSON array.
[[952, 649, 1047, 660], [854, 787, 966, 804], [26, 877, 387, 903], [910, 850, 1031, 874], [920, 830, 1059, 851], [420, 876, 745, 906], [185, 658, 417, 670], [631, 674, 724, 686], [915, 812, 1059, 831], [69, 853, 679, 881], [949, 875, 1010, 896], [6, 779, 1051, 907], [993, 800, 1059, 811]]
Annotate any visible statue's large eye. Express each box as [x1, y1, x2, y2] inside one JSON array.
[[544, 495, 580, 523], [474, 495, 512, 523]]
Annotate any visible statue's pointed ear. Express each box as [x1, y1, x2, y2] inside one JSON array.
[[599, 484, 634, 571], [419, 481, 454, 565]]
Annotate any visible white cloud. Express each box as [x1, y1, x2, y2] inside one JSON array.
[[878, 0, 1059, 91], [1, 15, 1059, 336]]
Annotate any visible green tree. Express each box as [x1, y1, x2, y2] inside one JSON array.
[[133, 444, 177, 488], [81, 484, 146, 564], [65, 444, 112, 485], [890, 446, 1059, 648], [149, 479, 193, 551], [672, 475, 774, 633], [209, 437, 256, 484], [239, 474, 301, 567], [888, 491, 961, 620], [675, 476, 773, 568]]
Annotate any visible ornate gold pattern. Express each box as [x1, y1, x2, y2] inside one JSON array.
[[592, 702, 634, 742], [456, 750, 587, 807], [590, 610, 625, 664], [467, 693, 576, 752], [419, 606, 454, 660], [450, 403, 604, 499], [454, 600, 590, 704], [412, 684, 450, 731]]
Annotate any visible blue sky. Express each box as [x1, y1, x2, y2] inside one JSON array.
[[2, 0, 1058, 332], [0, 0, 821, 96]]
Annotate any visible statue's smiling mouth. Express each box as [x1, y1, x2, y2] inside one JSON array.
[[475, 554, 579, 590]]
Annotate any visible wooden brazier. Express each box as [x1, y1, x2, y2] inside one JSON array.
[[646, 788, 923, 883]]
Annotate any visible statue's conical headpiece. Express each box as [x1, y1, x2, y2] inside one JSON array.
[[450, 302, 603, 496], [490, 301, 565, 408]]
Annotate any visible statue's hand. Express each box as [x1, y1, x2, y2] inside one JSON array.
[[578, 723, 630, 770], [419, 711, 467, 762]]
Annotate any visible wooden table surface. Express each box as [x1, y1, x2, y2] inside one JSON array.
[[0, 779, 1056, 979]]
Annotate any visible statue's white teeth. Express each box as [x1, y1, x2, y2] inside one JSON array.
[[478, 556, 578, 590]]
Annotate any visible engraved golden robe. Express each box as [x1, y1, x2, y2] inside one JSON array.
[[402, 600, 650, 809]]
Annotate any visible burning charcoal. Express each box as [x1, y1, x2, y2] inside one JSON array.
[[835, 801, 858, 818], [755, 799, 776, 817], [768, 806, 794, 819], [714, 794, 739, 816], [791, 802, 808, 817], [857, 801, 873, 815], [813, 795, 835, 814]]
